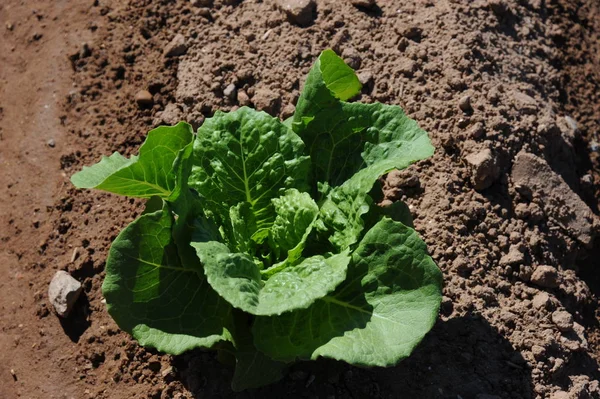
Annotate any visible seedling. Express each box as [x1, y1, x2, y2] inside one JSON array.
[[72, 49, 442, 390]]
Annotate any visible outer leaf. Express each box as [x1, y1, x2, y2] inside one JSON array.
[[252, 218, 442, 366], [292, 50, 433, 201], [189, 107, 310, 233], [269, 189, 319, 262], [71, 122, 194, 199], [102, 205, 233, 355], [192, 239, 351, 316], [319, 113, 432, 251]]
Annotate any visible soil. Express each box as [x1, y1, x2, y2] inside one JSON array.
[[1, 0, 599, 398]]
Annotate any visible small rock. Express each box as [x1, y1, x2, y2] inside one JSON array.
[[237, 90, 251, 106], [401, 26, 423, 42], [156, 103, 182, 125], [161, 366, 174, 378], [48, 271, 83, 317], [223, 83, 237, 100], [135, 90, 153, 107], [551, 310, 574, 332], [32, 32, 43, 41], [387, 170, 420, 188], [531, 345, 546, 361], [358, 70, 373, 86], [164, 34, 187, 57], [514, 203, 530, 219], [530, 265, 559, 288], [276, 0, 316, 27], [550, 392, 569, 399], [341, 47, 361, 70], [458, 95, 472, 113], [532, 292, 551, 309], [194, 7, 212, 18], [6, 22, 14, 31], [252, 87, 281, 115], [499, 245, 525, 266], [281, 103, 295, 119], [47, 139, 56, 148], [350, 0, 375, 8], [468, 122, 485, 139], [511, 91, 537, 114], [512, 152, 596, 247], [464, 148, 500, 190], [398, 57, 417, 77]]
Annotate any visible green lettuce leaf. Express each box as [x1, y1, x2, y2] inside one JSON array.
[[71, 122, 194, 200], [291, 50, 433, 250], [252, 218, 442, 365], [269, 189, 319, 262], [102, 204, 233, 354], [192, 238, 351, 316], [189, 107, 310, 236]]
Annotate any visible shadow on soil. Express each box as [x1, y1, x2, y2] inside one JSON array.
[[173, 313, 533, 399], [59, 291, 91, 342]]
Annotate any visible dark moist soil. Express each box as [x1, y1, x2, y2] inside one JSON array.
[[1, 0, 600, 398]]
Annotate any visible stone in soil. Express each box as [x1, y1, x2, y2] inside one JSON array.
[[135, 90, 153, 107], [464, 148, 500, 190], [48, 271, 83, 317], [530, 265, 559, 289], [276, 0, 316, 27], [223, 83, 237, 100], [155, 103, 181, 125], [499, 244, 525, 266], [252, 87, 281, 115], [458, 95, 473, 113], [164, 33, 188, 57], [511, 151, 596, 247], [551, 310, 574, 332]]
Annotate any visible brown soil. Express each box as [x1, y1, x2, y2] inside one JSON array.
[[1, 0, 599, 398]]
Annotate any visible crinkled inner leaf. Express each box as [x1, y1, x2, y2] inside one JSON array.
[[269, 189, 319, 263], [192, 236, 352, 316], [189, 107, 310, 238], [252, 218, 442, 366]]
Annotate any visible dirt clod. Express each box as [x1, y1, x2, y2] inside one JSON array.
[[511, 152, 596, 247], [464, 149, 500, 190], [164, 34, 187, 57], [530, 265, 560, 289], [276, 0, 315, 27], [252, 87, 281, 115], [551, 310, 574, 332]]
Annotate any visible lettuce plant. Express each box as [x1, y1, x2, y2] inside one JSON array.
[[71, 50, 443, 390]]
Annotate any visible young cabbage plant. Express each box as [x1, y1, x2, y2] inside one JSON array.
[[71, 49, 443, 391]]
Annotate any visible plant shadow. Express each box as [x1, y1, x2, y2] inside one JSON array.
[[173, 313, 534, 398]]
